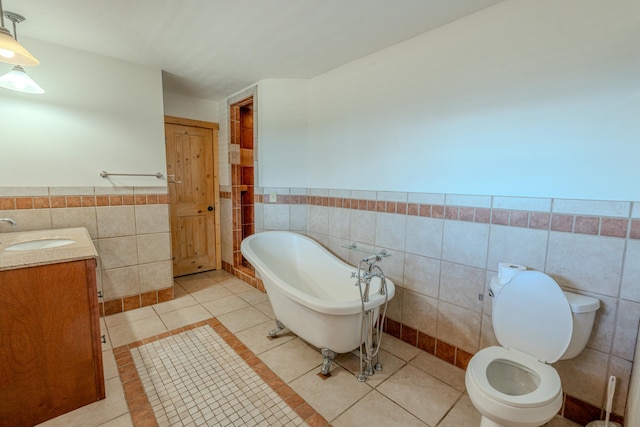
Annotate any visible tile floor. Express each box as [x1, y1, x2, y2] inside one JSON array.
[[37, 270, 583, 427]]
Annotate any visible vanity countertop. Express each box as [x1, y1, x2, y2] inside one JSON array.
[[0, 227, 98, 271]]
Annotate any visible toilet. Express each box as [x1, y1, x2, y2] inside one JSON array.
[[465, 270, 600, 427]]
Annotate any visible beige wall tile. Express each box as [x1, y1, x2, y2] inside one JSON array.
[[254, 202, 264, 231], [611, 299, 640, 361], [377, 248, 404, 286], [137, 233, 171, 264], [580, 293, 616, 354], [0, 187, 49, 196], [554, 348, 609, 408], [134, 205, 169, 234], [439, 262, 484, 312], [51, 207, 98, 238], [263, 204, 290, 230], [0, 209, 52, 232], [308, 205, 328, 235], [407, 192, 445, 205], [621, 239, 640, 302], [403, 253, 440, 298], [328, 207, 350, 239], [289, 204, 307, 231], [445, 194, 491, 208], [487, 225, 548, 272], [402, 290, 438, 336], [442, 220, 489, 269], [49, 186, 95, 196], [94, 186, 134, 195], [220, 198, 233, 263], [377, 191, 407, 203], [102, 265, 140, 299], [546, 232, 625, 296], [139, 260, 173, 293], [133, 186, 168, 195], [327, 236, 350, 263], [375, 212, 406, 251], [385, 285, 403, 323], [405, 216, 443, 259], [97, 206, 136, 238], [436, 301, 482, 353], [98, 236, 139, 269], [350, 190, 376, 200], [308, 188, 329, 197], [609, 355, 632, 416], [479, 313, 499, 349], [349, 209, 376, 245], [553, 199, 630, 217], [329, 189, 351, 198], [492, 196, 551, 212]]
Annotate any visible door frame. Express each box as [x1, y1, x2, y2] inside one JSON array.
[[164, 115, 221, 272]]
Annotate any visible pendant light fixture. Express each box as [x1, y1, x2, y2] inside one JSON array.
[[0, 10, 43, 93], [0, 0, 38, 65]]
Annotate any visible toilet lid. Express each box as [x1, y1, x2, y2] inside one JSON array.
[[493, 271, 573, 363]]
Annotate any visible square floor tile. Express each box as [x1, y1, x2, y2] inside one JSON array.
[[234, 321, 296, 355], [377, 364, 462, 426], [332, 390, 428, 427], [409, 351, 466, 391], [260, 338, 322, 383], [157, 304, 212, 330], [108, 315, 167, 347], [201, 294, 250, 316], [216, 306, 270, 333], [290, 366, 371, 421]]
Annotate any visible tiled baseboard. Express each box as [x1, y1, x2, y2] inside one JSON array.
[[100, 287, 174, 316], [224, 261, 626, 427]]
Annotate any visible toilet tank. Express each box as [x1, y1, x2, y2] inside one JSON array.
[[489, 276, 599, 360], [559, 291, 600, 360]]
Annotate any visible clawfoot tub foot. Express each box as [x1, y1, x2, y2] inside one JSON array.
[[268, 320, 286, 338], [320, 348, 337, 375]]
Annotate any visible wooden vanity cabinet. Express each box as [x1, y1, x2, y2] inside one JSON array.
[[0, 258, 105, 427]]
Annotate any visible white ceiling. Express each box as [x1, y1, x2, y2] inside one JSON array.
[[8, 0, 505, 101]]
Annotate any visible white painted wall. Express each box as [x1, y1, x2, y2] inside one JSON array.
[[163, 91, 220, 123], [257, 79, 309, 187], [257, 0, 640, 201], [0, 38, 166, 187]]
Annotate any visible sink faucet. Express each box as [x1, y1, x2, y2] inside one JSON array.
[[0, 218, 17, 227]]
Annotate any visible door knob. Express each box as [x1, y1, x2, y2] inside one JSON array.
[[208, 206, 214, 211]]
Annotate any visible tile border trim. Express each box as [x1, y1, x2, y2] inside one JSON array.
[[113, 317, 329, 427], [0, 193, 168, 210], [100, 286, 174, 317], [221, 191, 638, 239]]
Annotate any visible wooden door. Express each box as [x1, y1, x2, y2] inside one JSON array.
[[164, 116, 221, 276]]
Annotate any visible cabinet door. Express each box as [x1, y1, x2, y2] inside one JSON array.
[[0, 259, 104, 427]]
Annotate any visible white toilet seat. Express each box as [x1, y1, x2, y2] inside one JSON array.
[[467, 346, 562, 408]]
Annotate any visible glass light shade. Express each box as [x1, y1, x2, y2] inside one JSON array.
[[0, 65, 44, 93], [0, 26, 39, 66]]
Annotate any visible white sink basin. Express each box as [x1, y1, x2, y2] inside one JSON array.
[[5, 238, 75, 251]]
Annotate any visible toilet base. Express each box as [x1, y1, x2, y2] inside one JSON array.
[[480, 415, 509, 427]]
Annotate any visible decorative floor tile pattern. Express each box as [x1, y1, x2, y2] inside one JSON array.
[[114, 318, 328, 427]]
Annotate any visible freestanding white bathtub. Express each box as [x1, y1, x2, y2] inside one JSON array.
[[241, 231, 395, 374]]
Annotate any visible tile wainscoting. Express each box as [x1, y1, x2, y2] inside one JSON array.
[[0, 187, 175, 316], [220, 187, 639, 426]]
